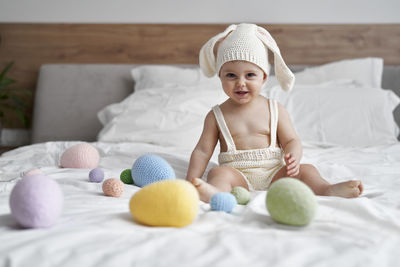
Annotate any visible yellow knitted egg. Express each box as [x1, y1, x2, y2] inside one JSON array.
[[129, 179, 199, 227]]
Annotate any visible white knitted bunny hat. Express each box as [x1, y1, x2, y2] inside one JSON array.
[[199, 23, 295, 91]]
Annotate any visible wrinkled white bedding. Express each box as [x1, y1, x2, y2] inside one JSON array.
[[1, 141, 400, 267]]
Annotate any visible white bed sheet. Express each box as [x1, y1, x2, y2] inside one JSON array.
[[1, 141, 400, 267]]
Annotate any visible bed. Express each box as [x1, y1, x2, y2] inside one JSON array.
[[1, 24, 400, 267]]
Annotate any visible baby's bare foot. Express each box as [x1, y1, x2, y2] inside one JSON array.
[[325, 180, 363, 198], [191, 178, 219, 203]]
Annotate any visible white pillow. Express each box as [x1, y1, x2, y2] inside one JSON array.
[[97, 85, 227, 149], [264, 57, 383, 90], [98, 66, 220, 126], [131, 65, 220, 91], [268, 84, 399, 147], [131, 58, 383, 94], [97, 93, 138, 126]]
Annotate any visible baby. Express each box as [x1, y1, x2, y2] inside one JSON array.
[[186, 24, 363, 203]]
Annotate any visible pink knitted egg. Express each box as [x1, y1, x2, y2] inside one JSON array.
[[102, 178, 124, 197], [21, 168, 43, 177], [60, 143, 100, 169]]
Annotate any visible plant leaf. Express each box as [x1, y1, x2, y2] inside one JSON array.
[[0, 62, 14, 81], [0, 94, 9, 100], [0, 78, 16, 90], [8, 87, 32, 95], [10, 95, 25, 109], [14, 109, 26, 126]]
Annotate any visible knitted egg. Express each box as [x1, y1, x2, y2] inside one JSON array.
[[102, 178, 124, 197], [60, 143, 100, 169], [9, 174, 63, 228], [231, 186, 251, 205], [22, 168, 43, 177], [266, 178, 317, 226], [210, 192, 237, 213], [89, 168, 104, 183], [120, 169, 133, 184], [129, 179, 199, 227], [131, 154, 175, 187]]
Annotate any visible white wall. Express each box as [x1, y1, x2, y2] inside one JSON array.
[[0, 0, 399, 23]]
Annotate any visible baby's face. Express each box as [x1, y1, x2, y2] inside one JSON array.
[[219, 61, 267, 105]]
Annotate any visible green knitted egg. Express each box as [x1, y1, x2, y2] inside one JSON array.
[[266, 178, 317, 226], [120, 169, 133, 184], [231, 186, 250, 205]]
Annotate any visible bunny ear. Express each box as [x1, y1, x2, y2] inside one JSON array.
[[255, 26, 295, 91], [199, 24, 237, 77]]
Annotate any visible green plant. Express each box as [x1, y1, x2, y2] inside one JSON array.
[[0, 62, 31, 128]]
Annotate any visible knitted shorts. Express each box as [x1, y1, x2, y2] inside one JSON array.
[[225, 160, 285, 191]]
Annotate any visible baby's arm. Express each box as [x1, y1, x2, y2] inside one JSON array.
[[276, 102, 303, 177], [186, 111, 219, 182]]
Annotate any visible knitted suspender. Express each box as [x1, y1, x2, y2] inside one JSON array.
[[212, 105, 236, 152], [269, 99, 279, 148]]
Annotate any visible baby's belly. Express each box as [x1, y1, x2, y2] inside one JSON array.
[[233, 134, 272, 150]]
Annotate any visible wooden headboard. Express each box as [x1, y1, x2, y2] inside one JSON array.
[[0, 23, 399, 127]]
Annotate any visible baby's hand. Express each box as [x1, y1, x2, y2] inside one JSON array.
[[284, 153, 300, 177]]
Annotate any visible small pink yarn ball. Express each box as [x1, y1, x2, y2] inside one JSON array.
[[102, 178, 124, 197], [60, 143, 100, 169]]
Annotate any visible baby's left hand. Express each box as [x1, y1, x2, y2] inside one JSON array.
[[284, 153, 300, 177]]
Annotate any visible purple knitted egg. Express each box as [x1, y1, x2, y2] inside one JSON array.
[[89, 168, 104, 183], [60, 143, 100, 169], [9, 174, 63, 228]]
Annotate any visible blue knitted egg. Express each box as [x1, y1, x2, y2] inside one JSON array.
[[131, 154, 176, 187], [210, 192, 237, 213]]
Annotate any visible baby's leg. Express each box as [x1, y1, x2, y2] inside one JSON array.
[[192, 166, 249, 203], [272, 164, 363, 198]]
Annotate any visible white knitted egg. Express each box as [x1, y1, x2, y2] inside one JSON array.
[[60, 143, 100, 169]]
